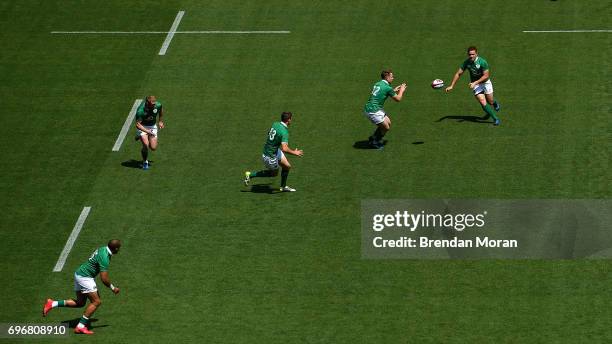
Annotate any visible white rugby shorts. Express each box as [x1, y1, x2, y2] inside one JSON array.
[[74, 273, 98, 293], [136, 125, 158, 138], [364, 109, 386, 125], [472, 80, 494, 95], [262, 149, 284, 170]]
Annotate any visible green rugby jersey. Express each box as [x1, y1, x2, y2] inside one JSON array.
[[135, 101, 162, 126], [364, 79, 396, 113], [461, 56, 490, 82], [262, 121, 289, 158], [75, 246, 112, 278]]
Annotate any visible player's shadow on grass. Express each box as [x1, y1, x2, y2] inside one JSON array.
[[436, 115, 492, 124], [61, 318, 103, 329], [352, 139, 388, 149], [121, 159, 142, 169], [241, 183, 279, 194], [121, 159, 154, 169]]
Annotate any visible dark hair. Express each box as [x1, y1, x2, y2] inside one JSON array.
[[467, 46, 478, 53], [281, 111, 293, 122], [108, 239, 121, 252], [381, 70, 393, 80]]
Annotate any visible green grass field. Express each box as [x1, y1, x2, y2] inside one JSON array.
[[0, 1, 610, 342]]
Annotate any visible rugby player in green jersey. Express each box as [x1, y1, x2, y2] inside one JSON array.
[[363, 70, 407, 149], [244, 112, 303, 192], [445, 46, 502, 126], [43, 240, 121, 335], [135, 95, 165, 169]]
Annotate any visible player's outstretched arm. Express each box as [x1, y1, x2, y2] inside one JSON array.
[[445, 69, 463, 92], [281, 143, 303, 157]]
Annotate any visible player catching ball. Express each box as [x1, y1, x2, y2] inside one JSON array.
[[363, 70, 407, 149], [445, 46, 502, 125]]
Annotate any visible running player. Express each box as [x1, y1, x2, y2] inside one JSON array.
[[42, 240, 122, 335], [244, 112, 303, 192], [135, 95, 165, 169], [445, 46, 502, 125]]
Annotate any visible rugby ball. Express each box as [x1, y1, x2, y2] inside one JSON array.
[[431, 79, 445, 89]]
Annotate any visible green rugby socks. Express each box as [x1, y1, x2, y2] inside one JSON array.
[[251, 170, 275, 178], [482, 104, 499, 121], [77, 315, 89, 328]]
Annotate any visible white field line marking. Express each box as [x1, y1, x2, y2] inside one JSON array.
[[112, 99, 142, 152], [51, 30, 291, 34], [159, 10, 185, 55], [53, 206, 91, 272], [523, 30, 612, 33]]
